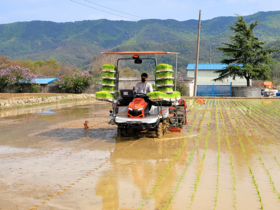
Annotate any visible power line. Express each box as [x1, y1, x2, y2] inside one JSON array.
[[70, 0, 137, 21], [84, 0, 145, 19]]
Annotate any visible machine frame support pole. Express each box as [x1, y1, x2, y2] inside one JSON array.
[[175, 54, 178, 91], [193, 10, 201, 97]]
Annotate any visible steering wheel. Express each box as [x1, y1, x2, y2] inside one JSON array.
[[135, 93, 147, 98]]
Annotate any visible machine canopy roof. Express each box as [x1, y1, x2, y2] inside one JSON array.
[[102, 51, 179, 55]]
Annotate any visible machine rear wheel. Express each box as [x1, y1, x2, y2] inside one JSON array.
[[156, 122, 163, 138], [117, 128, 122, 137]]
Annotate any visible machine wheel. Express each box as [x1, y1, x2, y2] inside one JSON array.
[[163, 120, 169, 134], [117, 128, 122, 137], [156, 122, 164, 138]]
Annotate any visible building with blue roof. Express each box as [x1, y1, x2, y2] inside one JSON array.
[[186, 63, 250, 86]]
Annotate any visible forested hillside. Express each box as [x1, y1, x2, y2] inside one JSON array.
[[0, 10, 280, 67]]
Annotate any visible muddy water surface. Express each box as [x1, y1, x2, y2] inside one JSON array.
[[0, 99, 280, 210]]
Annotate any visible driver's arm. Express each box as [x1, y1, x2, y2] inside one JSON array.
[[148, 83, 153, 93]]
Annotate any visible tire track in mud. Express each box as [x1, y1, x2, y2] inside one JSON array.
[[226, 100, 280, 204], [30, 131, 140, 210], [159, 100, 214, 210], [218, 100, 237, 210], [230, 101, 280, 168], [222, 101, 264, 210], [138, 102, 204, 210]]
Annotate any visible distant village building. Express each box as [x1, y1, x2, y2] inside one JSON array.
[[186, 63, 251, 86]]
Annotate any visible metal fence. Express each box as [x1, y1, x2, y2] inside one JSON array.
[[197, 83, 232, 97]]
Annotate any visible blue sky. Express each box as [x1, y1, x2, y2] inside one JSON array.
[[0, 0, 280, 24]]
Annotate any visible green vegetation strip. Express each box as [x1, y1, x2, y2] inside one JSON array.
[[156, 72, 173, 78], [103, 64, 115, 70], [102, 79, 115, 85], [222, 101, 264, 209], [157, 87, 173, 92], [156, 64, 173, 70], [101, 86, 115, 91], [232, 101, 280, 168], [226, 100, 280, 201], [139, 102, 202, 210], [156, 79, 174, 85], [162, 100, 213, 210], [218, 100, 237, 210], [214, 100, 221, 210], [233, 101, 280, 152], [102, 72, 115, 78], [95, 91, 114, 99]]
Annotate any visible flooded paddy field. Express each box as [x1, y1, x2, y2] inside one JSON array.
[[0, 99, 280, 210]]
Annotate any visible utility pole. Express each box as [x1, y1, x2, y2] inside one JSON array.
[[193, 10, 201, 97], [209, 47, 211, 63]]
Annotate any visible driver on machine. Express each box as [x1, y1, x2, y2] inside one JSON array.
[[135, 73, 153, 94]]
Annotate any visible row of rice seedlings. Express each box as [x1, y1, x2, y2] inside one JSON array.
[[156, 79, 174, 85], [222, 101, 264, 209], [217, 100, 237, 210], [214, 100, 221, 210], [232, 101, 280, 152], [238, 100, 280, 129], [187, 100, 214, 209], [238, 100, 280, 131], [226, 100, 280, 201], [162, 100, 213, 210], [232, 101, 280, 168], [138, 102, 202, 210], [229, 101, 279, 139]]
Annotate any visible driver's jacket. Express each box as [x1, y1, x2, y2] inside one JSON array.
[[135, 82, 153, 94]]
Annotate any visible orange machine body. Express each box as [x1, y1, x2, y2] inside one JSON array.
[[127, 98, 148, 118]]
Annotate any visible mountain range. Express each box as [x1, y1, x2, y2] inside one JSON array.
[[0, 10, 280, 68]]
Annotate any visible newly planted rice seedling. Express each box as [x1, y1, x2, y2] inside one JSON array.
[[233, 101, 280, 166], [160, 101, 211, 210], [139, 102, 202, 210], [156, 64, 173, 70], [102, 79, 115, 85], [103, 64, 115, 70], [218, 100, 237, 210], [214, 100, 221, 210], [227, 101, 280, 200], [102, 72, 115, 78], [222, 101, 264, 209], [101, 86, 115, 91], [156, 79, 174, 85]]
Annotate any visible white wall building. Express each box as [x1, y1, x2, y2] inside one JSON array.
[[186, 63, 251, 86]]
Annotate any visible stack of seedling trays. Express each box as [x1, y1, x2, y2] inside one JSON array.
[[156, 64, 174, 93], [148, 64, 181, 102], [95, 64, 116, 102]]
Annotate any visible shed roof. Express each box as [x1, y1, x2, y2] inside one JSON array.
[[186, 63, 241, 70], [19, 78, 57, 84], [34, 78, 57, 84]]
